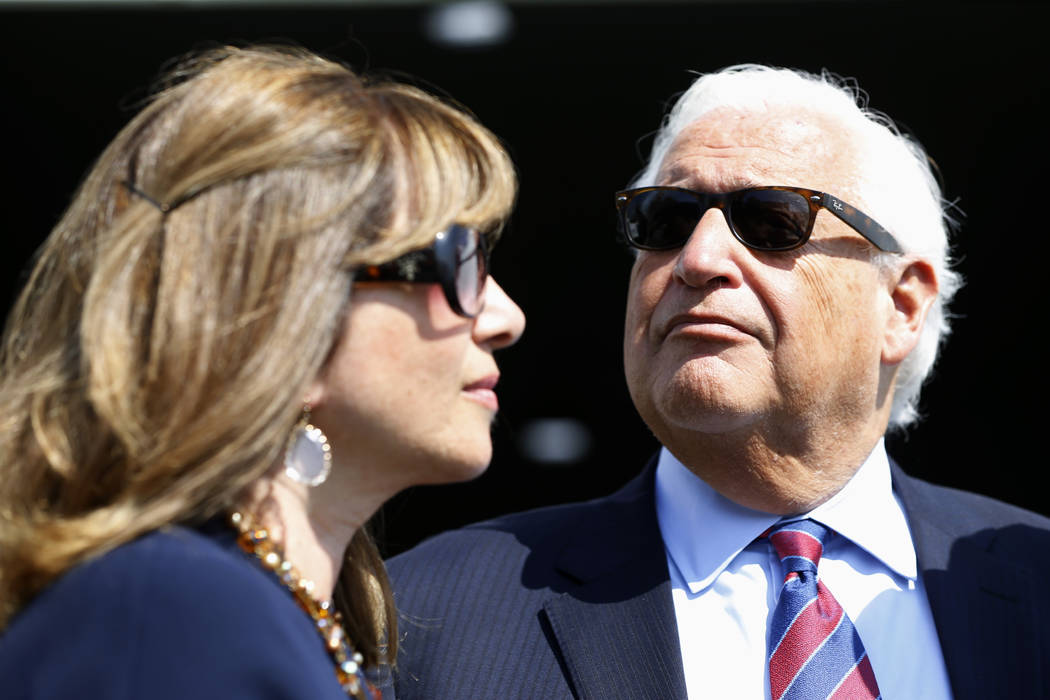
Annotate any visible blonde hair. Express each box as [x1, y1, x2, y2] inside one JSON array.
[[0, 45, 516, 663]]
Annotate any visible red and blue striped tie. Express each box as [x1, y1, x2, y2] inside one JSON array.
[[767, 519, 881, 700]]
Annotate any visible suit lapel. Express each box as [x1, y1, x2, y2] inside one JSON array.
[[542, 461, 688, 700], [893, 464, 1044, 700]]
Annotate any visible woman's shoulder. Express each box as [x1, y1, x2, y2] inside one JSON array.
[[96, 523, 287, 606], [24, 523, 290, 626], [0, 525, 347, 699]]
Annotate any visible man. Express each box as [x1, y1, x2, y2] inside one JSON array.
[[386, 66, 1050, 699]]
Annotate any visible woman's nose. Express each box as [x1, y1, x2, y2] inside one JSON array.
[[473, 277, 525, 349]]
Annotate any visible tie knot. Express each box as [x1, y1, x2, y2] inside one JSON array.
[[767, 519, 830, 574]]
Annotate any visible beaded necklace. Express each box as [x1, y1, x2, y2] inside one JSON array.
[[228, 511, 377, 699]]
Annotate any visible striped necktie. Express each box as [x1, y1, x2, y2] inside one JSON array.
[[767, 519, 881, 700]]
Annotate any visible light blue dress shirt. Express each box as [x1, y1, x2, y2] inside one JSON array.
[[655, 440, 953, 699]]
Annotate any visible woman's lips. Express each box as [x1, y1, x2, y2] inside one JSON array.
[[463, 374, 500, 411]]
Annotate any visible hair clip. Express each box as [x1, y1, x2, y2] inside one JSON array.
[[120, 180, 206, 214]]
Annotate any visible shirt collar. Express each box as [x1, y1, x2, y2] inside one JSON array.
[[654, 439, 916, 594]]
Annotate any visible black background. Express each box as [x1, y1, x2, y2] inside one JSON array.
[[2, 1, 1047, 555]]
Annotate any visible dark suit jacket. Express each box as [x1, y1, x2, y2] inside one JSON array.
[[387, 459, 1050, 699], [0, 521, 388, 699]]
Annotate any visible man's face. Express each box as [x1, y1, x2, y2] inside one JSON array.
[[623, 106, 896, 454]]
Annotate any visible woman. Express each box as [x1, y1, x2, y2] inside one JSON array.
[[0, 45, 524, 698]]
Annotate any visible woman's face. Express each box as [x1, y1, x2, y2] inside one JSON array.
[[309, 275, 525, 489]]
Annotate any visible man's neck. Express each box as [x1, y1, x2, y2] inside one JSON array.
[[665, 421, 887, 515]]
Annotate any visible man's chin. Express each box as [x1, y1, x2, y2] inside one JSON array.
[[655, 374, 767, 430], [644, 397, 765, 442]]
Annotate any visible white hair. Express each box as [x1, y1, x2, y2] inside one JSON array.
[[632, 64, 961, 430]]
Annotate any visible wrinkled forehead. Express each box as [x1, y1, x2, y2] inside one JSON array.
[[657, 106, 864, 198]]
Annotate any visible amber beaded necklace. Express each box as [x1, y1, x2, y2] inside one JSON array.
[[228, 511, 377, 699]]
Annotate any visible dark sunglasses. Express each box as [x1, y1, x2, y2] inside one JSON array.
[[615, 185, 903, 254], [358, 223, 489, 318]]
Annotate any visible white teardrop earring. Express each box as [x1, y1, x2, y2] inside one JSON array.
[[283, 405, 332, 487]]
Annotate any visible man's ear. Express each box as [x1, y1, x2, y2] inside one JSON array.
[[882, 258, 938, 366]]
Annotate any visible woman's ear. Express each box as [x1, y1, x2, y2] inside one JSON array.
[[303, 377, 327, 409], [881, 257, 938, 366]]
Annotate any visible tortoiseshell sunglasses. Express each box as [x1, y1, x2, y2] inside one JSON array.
[[358, 223, 490, 318], [615, 186, 903, 253]]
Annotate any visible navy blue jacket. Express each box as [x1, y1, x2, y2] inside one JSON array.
[[387, 459, 1050, 699], [0, 521, 385, 699]]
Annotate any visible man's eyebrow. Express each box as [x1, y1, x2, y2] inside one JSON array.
[[657, 169, 765, 191], [657, 163, 688, 183]]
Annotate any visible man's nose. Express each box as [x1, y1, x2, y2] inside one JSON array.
[[672, 208, 745, 290]]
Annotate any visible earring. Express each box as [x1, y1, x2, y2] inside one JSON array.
[[283, 406, 332, 487]]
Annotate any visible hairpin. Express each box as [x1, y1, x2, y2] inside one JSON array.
[[120, 179, 207, 214]]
